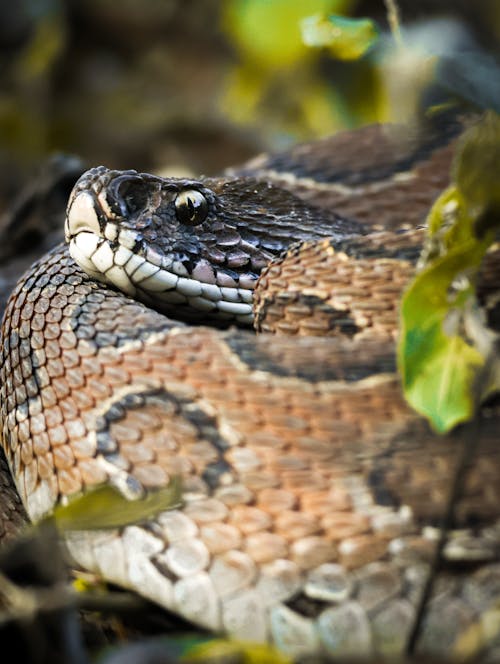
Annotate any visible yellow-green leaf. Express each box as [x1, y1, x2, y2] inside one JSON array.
[[301, 14, 379, 60], [399, 112, 500, 433], [399, 240, 488, 433], [222, 0, 348, 67], [183, 639, 292, 664], [51, 477, 182, 531]]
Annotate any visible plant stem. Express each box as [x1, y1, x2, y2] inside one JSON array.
[[384, 0, 404, 46]]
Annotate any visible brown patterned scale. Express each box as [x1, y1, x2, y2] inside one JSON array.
[[2, 117, 500, 660]]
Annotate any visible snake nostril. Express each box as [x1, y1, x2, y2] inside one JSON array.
[[109, 174, 150, 218]]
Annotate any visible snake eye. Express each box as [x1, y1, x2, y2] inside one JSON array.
[[175, 189, 208, 225]]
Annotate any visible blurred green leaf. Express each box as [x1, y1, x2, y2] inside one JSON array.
[[183, 639, 292, 664], [15, 15, 65, 81], [51, 477, 182, 531], [399, 112, 500, 433], [301, 14, 379, 60], [219, 0, 357, 139], [399, 232, 488, 433], [222, 0, 350, 67]]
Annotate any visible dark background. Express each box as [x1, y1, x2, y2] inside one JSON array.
[[0, 0, 499, 204]]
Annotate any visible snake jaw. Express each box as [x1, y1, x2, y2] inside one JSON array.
[[65, 190, 115, 286], [65, 183, 138, 294]]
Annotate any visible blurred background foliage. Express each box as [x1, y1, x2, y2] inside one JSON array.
[[0, 0, 499, 213]]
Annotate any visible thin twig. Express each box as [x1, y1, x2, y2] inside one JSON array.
[[0, 570, 72, 623], [75, 589, 153, 613], [384, 0, 404, 46], [405, 418, 478, 654]]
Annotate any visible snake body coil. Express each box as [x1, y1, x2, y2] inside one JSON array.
[[2, 119, 500, 660]]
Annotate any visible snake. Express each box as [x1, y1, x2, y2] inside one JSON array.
[[2, 116, 500, 661]]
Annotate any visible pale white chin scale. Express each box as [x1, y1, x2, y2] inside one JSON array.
[[69, 234, 105, 282], [70, 232, 137, 296]]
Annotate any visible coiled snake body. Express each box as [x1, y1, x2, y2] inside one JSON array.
[[2, 119, 500, 660]]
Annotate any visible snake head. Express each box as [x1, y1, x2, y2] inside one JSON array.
[[64, 166, 265, 324]]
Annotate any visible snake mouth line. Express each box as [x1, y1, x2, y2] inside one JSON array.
[[66, 190, 255, 324]]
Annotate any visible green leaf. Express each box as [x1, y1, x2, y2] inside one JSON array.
[[399, 111, 500, 433], [51, 477, 182, 531], [223, 0, 348, 67], [301, 14, 379, 60], [399, 239, 488, 433], [182, 639, 293, 664]]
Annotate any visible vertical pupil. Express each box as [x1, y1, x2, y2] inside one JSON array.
[[175, 190, 208, 224]]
